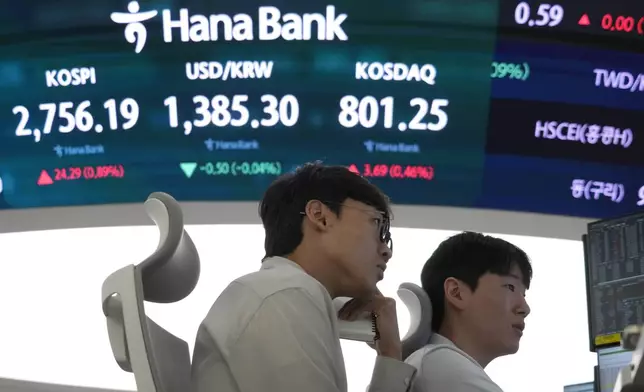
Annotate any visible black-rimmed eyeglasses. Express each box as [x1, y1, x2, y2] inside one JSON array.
[[299, 202, 393, 252]]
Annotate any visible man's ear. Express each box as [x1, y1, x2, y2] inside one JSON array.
[[303, 200, 331, 232], [443, 277, 470, 311]]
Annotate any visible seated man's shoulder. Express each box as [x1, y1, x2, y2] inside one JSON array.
[[406, 339, 503, 392], [201, 259, 330, 332], [407, 343, 478, 372], [234, 260, 329, 305]]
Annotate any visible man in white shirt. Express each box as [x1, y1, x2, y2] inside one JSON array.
[[406, 232, 532, 392], [192, 162, 417, 392]]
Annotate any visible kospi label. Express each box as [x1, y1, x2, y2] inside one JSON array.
[[110, 1, 348, 53], [45, 67, 97, 88]]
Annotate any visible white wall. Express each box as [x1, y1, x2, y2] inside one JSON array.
[[0, 224, 596, 391], [0, 201, 592, 241]]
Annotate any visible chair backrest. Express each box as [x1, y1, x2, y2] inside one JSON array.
[[102, 192, 200, 392], [397, 282, 433, 361]]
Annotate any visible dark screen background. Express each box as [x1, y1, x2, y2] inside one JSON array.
[[0, 0, 641, 219]]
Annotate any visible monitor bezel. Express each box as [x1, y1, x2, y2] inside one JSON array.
[[583, 234, 598, 352], [587, 210, 644, 233], [594, 365, 599, 392]]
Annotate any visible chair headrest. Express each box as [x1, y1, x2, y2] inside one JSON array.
[[137, 192, 200, 304], [397, 282, 433, 361]]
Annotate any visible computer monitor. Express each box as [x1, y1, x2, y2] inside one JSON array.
[[585, 211, 644, 351], [564, 381, 595, 392], [597, 346, 632, 392]]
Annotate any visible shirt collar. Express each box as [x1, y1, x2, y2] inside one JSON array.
[[260, 256, 305, 272], [429, 333, 454, 346], [260, 256, 334, 299], [430, 333, 485, 370]]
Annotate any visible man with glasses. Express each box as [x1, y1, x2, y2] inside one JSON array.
[[192, 162, 416, 392]]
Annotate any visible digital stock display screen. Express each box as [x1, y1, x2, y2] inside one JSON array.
[[0, 0, 642, 219]]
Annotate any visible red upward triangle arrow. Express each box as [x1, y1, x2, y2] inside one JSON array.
[[578, 14, 591, 26], [37, 170, 53, 186]]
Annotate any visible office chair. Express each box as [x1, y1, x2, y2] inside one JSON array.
[[101, 192, 200, 392], [397, 282, 433, 360]]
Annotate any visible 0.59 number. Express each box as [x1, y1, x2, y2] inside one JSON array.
[[514, 2, 564, 27]]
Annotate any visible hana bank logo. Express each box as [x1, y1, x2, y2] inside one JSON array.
[[110, 1, 158, 53]]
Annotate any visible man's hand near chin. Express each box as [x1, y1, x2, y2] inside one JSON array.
[[338, 292, 402, 360]]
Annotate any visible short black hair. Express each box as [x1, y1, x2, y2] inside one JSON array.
[[421, 231, 532, 331], [259, 162, 391, 258]]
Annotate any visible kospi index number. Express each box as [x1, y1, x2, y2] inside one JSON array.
[[514, 2, 564, 28]]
